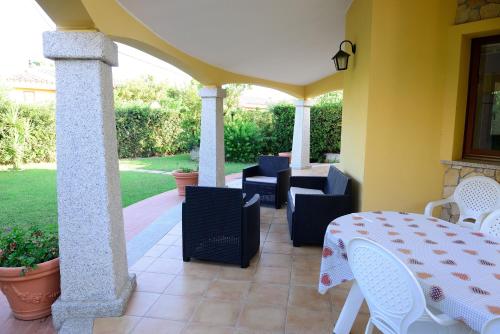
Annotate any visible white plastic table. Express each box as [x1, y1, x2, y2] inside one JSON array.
[[318, 211, 500, 334]]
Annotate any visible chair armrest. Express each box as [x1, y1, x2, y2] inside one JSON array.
[[277, 168, 291, 185], [424, 309, 458, 327], [424, 197, 454, 217], [290, 176, 326, 190], [242, 165, 260, 180]]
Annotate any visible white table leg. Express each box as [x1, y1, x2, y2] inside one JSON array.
[[333, 281, 364, 334]]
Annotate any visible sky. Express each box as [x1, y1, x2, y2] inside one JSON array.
[[0, 0, 293, 103]]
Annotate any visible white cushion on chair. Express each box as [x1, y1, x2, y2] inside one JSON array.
[[245, 176, 277, 184], [289, 186, 324, 205]]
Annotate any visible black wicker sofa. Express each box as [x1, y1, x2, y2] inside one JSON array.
[[287, 166, 353, 247], [182, 186, 260, 268]]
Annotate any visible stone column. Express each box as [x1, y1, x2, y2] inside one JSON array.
[[43, 31, 135, 330], [198, 86, 226, 187], [291, 99, 313, 169]]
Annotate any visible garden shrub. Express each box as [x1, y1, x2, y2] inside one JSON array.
[[269, 101, 342, 161], [0, 98, 55, 168], [224, 119, 263, 162]]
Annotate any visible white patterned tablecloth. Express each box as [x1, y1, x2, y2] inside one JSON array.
[[318, 211, 500, 332]]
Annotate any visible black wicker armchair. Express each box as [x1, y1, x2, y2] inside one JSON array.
[[287, 166, 353, 247], [182, 186, 260, 268], [242, 156, 291, 209]]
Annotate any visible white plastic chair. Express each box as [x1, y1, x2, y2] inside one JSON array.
[[346, 238, 470, 334], [480, 209, 500, 238], [424, 176, 500, 230]]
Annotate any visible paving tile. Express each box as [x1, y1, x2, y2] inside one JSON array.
[[262, 241, 292, 255], [191, 300, 241, 326], [146, 295, 201, 321], [180, 262, 222, 279], [136, 272, 176, 293], [144, 244, 169, 257], [288, 285, 332, 312], [125, 291, 161, 316], [160, 245, 183, 260], [93, 315, 141, 334], [258, 253, 292, 269], [268, 224, 289, 234], [182, 323, 235, 334], [254, 267, 291, 285], [291, 267, 320, 286], [157, 235, 179, 246], [246, 283, 289, 306], [218, 266, 256, 281], [146, 258, 184, 275], [206, 279, 251, 301], [238, 303, 286, 332], [131, 317, 185, 334], [164, 276, 212, 296], [130, 256, 156, 272], [285, 306, 336, 334], [265, 232, 290, 243]]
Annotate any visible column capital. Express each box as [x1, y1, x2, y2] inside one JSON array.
[[199, 86, 227, 98], [43, 31, 118, 66], [295, 99, 314, 108]]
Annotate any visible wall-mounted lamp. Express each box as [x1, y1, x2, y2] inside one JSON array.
[[332, 40, 356, 71]]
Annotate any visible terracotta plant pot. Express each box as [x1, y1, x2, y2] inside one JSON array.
[[0, 258, 60, 320], [172, 171, 199, 196], [278, 152, 292, 164]]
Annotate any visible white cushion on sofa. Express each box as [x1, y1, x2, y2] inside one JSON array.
[[246, 176, 277, 184], [289, 186, 324, 205]]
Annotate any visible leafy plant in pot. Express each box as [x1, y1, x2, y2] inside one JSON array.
[[0, 226, 60, 320], [172, 166, 199, 196]]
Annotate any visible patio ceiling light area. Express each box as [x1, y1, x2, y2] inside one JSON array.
[[117, 0, 352, 86]]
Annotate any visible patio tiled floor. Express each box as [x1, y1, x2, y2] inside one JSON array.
[[94, 206, 373, 334]]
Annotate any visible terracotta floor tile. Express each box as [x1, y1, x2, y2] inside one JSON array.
[[125, 292, 161, 316], [218, 266, 256, 281], [268, 224, 289, 234], [136, 272, 176, 293], [131, 317, 185, 334], [206, 280, 251, 301], [262, 241, 293, 255], [182, 323, 236, 334], [254, 267, 291, 285], [285, 306, 336, 334], [289, 285, 332, 312], [246, 283, 289, 306], [238, 303, 286, 332], [260, 223, 271, 233], [266, 232, 290, 243], [164, 276, 212, 296], [146, 295, 200, 321], [291, 245, 322, 256], [93, 315, 141, 334], [146, 258, 184, 275], [258, 253, 292, 268], [180, 262, 222, 279], [292, 255, 321, 271], [291, 267, 320, 286], [191, 300, 241, 326]]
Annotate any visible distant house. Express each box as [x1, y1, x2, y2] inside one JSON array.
[[2, 67, 55, 104]]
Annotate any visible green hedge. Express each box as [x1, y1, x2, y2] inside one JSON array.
[[270, 102, 342, 161], [0, 97, 342, 166], [0, 99, 55, 168]]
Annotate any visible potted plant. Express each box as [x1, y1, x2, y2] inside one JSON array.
[[172, 166, 199, 196], [278, 152, 292, 164], [0, 226, 60, 320]]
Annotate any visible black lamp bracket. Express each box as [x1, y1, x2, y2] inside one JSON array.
[[339, 40, 356, 54]]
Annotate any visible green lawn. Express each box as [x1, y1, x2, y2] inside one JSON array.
[[120, 154, 251, 175], [0, 155, 251, 232], [0, 169, 175, 232]]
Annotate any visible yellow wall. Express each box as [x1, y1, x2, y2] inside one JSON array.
[[341, 0, 456, 212], [338, 0, 373, 210]]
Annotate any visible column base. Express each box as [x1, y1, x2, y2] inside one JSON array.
[[52, 274, 136, 330], [290, 162, 311, 170]]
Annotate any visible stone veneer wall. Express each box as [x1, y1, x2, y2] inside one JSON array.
[[456, 0, 500, 24], [440, 160, 500, 222]]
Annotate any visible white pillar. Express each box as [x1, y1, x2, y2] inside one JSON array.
[[198, 86, 226, 187], [291, 99, 313, 169], [43, 31, 135, 330]]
